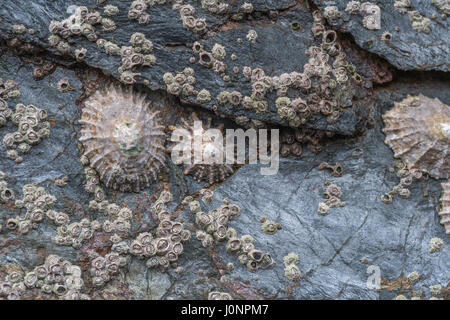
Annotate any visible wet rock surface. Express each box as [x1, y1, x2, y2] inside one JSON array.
[[0, 0, 449, 300]]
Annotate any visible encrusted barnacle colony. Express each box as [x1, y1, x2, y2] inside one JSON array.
[[0, 255, 89, 300], [188, 190, 274, 273], [170, 113, 236, 185], [129, 190, 191, 270], [439, 182, 450, 234], [79, 84, 166, 192], [2, 103, 50, 163], [317, 182, 345, 216], [382, 94, 449, 180]]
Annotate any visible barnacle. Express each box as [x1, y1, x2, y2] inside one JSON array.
[[12, 24, 27, 34], [211, 43, 226, 60], [430, 237, 445, 253], [208, 292, 233, 300], [197, 89, 211, 103], [104, 5, 119, 16], [439, 182, 450, 234], [283, 252, 301, 281], [78, 84, 166, 192], [360, 2, 381, 30], [240, 2, 253, 14], [259, 216, 282, 235], [170, 113, 235, 185], [382, 94, 449, 179], [246, 30, 258, 43]]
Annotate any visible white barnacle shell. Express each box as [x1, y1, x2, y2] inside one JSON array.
[[382, 94, 449, 179], [78, 84, 166, 192], [439, 181, 450, 234]]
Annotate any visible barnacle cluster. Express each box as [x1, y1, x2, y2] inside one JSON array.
[[0, 78, 20, 128], [408, 11, 432, 34], [344, 2, 382, 29], [0, 255, 89, 300], [48, 6, 102, 55], [89, 251, 128, 287], [129, 190, 191, 270], [163, 67, 197, 98], [128, 0, 151, 25], [191, 41, 230, 81], [2, 103, 50, 163], [280, 127, 335, 157], [283, 252, 301, 282], [83, 167, 134, 244], [79, 84, 166, 192], [200, 0, 229, 15], [177, 3, 207, 33], [28, 57, 57, 81], [394, 0, 411, 14], [439, 181, 450, 234], [170, 113, 236, 185], [393, 1, 435, 33], [381, 160, 424, 204], [189, 191, 274, 273], [0, 171, 14, 204], [118, 33, 156, 84], [259, 12, 359, 126], [382, 95, 449, 180], [54, 215, 102, 249], [208, 291, 233, 300], [259, 216, 281, 235], [318, 161, 344, 177], [317, 182, 345, 216], [5, 184, 59, 235], [432, 0, 450, 16]]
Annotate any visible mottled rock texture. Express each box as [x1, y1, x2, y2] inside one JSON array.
[[0, 0, 449, 300]]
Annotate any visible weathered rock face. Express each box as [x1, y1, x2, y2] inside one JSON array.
[[0, 1, 449, 300], [312, 0, 450, 72]]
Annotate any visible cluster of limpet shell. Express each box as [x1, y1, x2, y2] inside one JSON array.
[[382, 94, 449, 180], [79, 84, 166, 192], [169, 113, 236, 185]]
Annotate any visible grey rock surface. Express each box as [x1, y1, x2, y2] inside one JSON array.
[[0, 0, 449, 300]]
